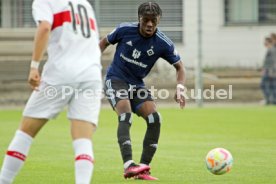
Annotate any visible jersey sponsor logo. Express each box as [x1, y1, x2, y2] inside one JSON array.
[[132, 49, 141, 59], [120, 53, 147, 68], [126, 41, 133, 46]]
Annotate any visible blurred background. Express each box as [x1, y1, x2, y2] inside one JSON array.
[[0, 0, 276, 107]]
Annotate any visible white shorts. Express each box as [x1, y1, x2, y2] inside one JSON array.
[[23, 81, 102, 126]]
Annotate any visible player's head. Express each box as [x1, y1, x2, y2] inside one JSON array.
[[265, 37, 273, 48], [138, 2, 162, 37]]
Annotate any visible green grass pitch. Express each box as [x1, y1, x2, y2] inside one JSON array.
[[0, 106, 276, 184]]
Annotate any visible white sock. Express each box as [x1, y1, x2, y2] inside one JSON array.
[[124, 160, 135, 169], [0, 130, 33, 184], [73, 139, 94, 184]]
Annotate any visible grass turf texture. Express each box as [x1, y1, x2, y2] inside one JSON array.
[[0, 107, 275, 184]]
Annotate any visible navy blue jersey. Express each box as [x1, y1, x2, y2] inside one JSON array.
[[106, 22, 181, 86]]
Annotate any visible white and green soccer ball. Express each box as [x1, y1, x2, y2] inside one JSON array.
[[205, 148, 233, 175]]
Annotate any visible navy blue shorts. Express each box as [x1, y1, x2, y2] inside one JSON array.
[[104, 79, 154, 113]]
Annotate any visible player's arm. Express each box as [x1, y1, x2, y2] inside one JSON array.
[[173, 61, 186, 109], [99, 24, 124, 52], [99, 37, 111, 53], [29, 21, 51, 90]]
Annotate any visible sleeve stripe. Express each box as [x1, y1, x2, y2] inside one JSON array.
[[106, 36, 111, 44], [156, 31, 173, 46]]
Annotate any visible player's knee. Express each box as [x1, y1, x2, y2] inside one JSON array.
[[146, 112, 161, 126]]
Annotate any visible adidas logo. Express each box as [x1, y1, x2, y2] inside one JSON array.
[[126, 41, 133, 46]]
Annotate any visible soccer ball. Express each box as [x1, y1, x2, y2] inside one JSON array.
[[205, 148, 233, 175]]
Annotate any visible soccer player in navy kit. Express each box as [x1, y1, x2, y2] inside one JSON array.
[[100, 2, 186, 180]]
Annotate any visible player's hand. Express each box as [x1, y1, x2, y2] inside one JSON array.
[[28, 68, 41, 91], [174, 84, 186, 109]]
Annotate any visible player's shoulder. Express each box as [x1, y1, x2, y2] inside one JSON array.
[[33, 0, 72, 8], [32, 0, 52, 10], [109, 22, 138, 36], [32, 0, 54, 8], [33, 0, 53, 4], [155, 29, 174, 47], [117, 22, 138, 30]]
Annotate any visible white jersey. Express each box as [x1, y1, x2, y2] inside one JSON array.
[[32, 0, 102, 85]]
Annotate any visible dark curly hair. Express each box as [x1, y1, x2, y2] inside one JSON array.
[[138, 2, 162, 18]]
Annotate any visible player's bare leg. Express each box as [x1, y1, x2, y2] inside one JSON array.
[[115, 100, 150, 179], [0, 117, 47, 184], [71, 120, 96, 184], [19, 117, 48, 137], [136, 101, 160, 180]]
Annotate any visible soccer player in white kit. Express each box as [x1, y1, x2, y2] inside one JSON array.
[[0, 0, 102, 184]]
